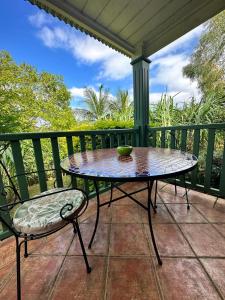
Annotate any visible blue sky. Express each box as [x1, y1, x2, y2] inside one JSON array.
[[0, 0, 204, 108]]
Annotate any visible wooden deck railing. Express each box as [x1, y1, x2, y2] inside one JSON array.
[[148, 123, 225, 198], [1, 123, 225, 239], [0, 128, 138, 239]]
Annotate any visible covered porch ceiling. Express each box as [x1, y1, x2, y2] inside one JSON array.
[[29, 0, 225, 58]]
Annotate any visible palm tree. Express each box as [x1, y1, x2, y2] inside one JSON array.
[[83, 84, 110, 120], [110, 90, 133, 121]]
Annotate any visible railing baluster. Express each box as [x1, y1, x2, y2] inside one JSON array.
[[117, 134, 122, 146], [66, 136, 77, 188], [10, 140, 29, 200], [79, 135, 86, 152], [204, 129, 215, 191], [91, 135, 97, 150], [161, 130, 166, 148], [101, 135, 106, 148], [191, 129, 200, 186], [170, 130, 176, 149], [152, 131, 156, 147], [181, 129, 187, 152], [79, 136, 89, 193], [110, 134, 115, 148], [219, 138, 225, 197], [124, 133, 129, 145], [32, 139, 47, 192], [50, 137, 63, 188]]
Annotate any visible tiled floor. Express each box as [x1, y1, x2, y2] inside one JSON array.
[[0, 181, 225, 300]]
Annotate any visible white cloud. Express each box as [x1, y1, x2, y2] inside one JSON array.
[[29, 11, 203, 100], [98, 53, 131, 80], [29, 13, 132, 80], [69, 87, 85, 98], [28, 11, 53, 28], [150, 24, 204, 60]]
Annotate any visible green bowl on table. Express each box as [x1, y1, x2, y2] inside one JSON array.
[[117, 145, 133, 156]]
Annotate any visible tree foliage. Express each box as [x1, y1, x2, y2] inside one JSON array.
[[83, 84, 111, 120], [183, 11, 225, 102], [0, 50, 75, 133], [110, 90, 133, 121]]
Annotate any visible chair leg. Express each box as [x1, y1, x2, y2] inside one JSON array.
[[73, 221, 92, 273], [15, 236, 22, 300], [24, 236, 28, 258]]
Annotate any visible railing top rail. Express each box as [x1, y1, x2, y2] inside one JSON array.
[[0, 128, 137, 141], [148, 123, 225, 131]]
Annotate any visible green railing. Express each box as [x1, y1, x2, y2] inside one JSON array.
[[148, 123, 225, 197], [0, 128, 138, 239], [1, 123, 225, 240]]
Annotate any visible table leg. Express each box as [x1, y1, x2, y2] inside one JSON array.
[[108, 182, 113, 207], [88, 180, 100, 249], [148, 180, 162, 265], [147, 181, 157, 213]]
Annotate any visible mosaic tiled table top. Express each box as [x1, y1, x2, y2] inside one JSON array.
[[61, 147, 197, 181]]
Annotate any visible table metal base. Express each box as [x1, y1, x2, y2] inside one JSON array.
[[88, 180, 162, 265]]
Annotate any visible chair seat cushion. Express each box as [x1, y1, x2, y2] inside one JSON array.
[[13, 188, 85, 235]]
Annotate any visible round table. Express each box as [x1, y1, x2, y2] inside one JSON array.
[[61, 147, 198, 265]]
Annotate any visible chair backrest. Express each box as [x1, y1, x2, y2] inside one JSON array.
[[0, 159, 22, 203]]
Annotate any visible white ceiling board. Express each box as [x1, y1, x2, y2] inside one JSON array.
[[28, 0, 225, 57]]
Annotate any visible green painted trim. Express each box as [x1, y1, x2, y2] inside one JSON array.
[[50, 137, 63, 187], [0, 129, 136, 141], [131, 56, 151, 65], [132, 58, 150, 146], [10, 141, 29, 200], [32, 139, 48, 192], [66, 136, 77, 188], [148, 123, 225, 131], [204, 129, 215, 191], [219, 140, 225, 197], [91, 135, 97, 150]]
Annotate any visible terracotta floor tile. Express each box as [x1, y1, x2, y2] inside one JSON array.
[[166, 204, 207, 223], [1, 183, 225, 299], [158, 190, 188, 204], [52, 256, 105, 300], [111, 205, 142, 223], [106, 257, 160, 300], [110, 224, 150, 256], [0, 237, 15, 269], [188, 190, 217, 204], [112, 185, 147, 206], [156, 258, 220, 300], [144, 224, 194, 257], [180, 224, 225, 257], [82, 205, 111, 223], [160, 182, 186, 197], [30, 226, 74, 255], [0, 255, 63, 300], [68, 223, 109, 256], [140, 204, 174, 224], [213, 224, 225, 238], [193, 203, 225, 223], [0, 263, 15, 292], [201, 258, 225, 299]]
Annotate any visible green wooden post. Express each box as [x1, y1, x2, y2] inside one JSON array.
[[131, 56, 150, 146]]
